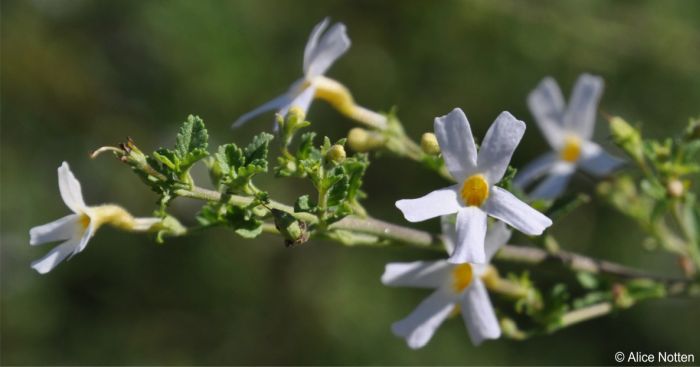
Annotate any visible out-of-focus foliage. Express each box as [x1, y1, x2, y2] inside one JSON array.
[[2, 0, 700, 364]]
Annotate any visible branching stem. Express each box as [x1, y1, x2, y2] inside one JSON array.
[[176, 185, 690, 284]]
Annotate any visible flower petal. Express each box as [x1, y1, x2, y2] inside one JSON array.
[[31, 238, 80, 274], [484, 221, 511, 261], [279, 85, 316, 119], [440, 215, 457, 254], [529, 162, 575, 199], [303, 18, 330, 74], [460, 279, 501, 346], [483, 186, 552, 235], [382, 261, 451, 289], [563, 74, 604, 140], [477, 111, 526, 184], [579, 141, 625, 177], [29, 214, 80, 246], [391, 288, 456, 349], [58, 162, 86, 213], [513, 152, 557, 189], [304, 21, 350, 78], [395, 185, 461, 222], [232, 91, 294, 128], [73, 222, 95, 254], [449, 207, 487, 264], [434, 108, 478, 180], [527, 77, 566, 149]]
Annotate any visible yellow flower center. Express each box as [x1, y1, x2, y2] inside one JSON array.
[[452, 263, 474, 292], [79, 214, 91, 230], [560, 135, 582, 162], [449, 304, 461, 318], [461, 174, 489, 207]]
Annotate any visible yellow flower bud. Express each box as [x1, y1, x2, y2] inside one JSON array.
[[347, 127, 385, 152], [286, 106, 306, 125], [327, 144, 346, 164], [420, 132, 440, 155]]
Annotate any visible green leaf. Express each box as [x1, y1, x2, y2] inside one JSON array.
[[327, 176, 349, 207], [298, 132, 318, 160], [196, 203, 222, 226], [153, 149, 178, 170], [214, 133, 273, 191], [322, 136, 332, 152], [244, 132, 274, 170], [294, 195, 316, 213], [234, 222, 263, 238], [216, 143, 245, 176], [223, 206, 263, 239], [176, 115, 209, 159], [576, 272, 599, 290], [343, 154, 369, 201]]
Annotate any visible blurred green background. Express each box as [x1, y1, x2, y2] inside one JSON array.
[[2, 0, 700, 364]]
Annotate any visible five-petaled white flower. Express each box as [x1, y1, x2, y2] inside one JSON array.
[[233, 17, 351, 128], [382, 218, 511, 349], [29, 162, 160, 274], [515, 74, 624, 199], [396, 108, 552, 264]]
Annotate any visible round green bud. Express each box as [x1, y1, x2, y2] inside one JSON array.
[[420, 132, 440, 155], [287, 106, 306, 122], [327, 144, 346, 164]]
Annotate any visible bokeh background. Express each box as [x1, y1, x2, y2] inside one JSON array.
[[2, 0, 700, 364]]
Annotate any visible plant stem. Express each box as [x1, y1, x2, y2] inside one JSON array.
[[559, 302, 613, 327], [176, 185, 689, 284]]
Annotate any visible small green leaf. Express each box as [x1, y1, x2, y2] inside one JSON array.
[[343, 154, 369, 201], [294, 195, 316, 213], [576, 272, 599, 290], [153, 149, 178, 170], [216, 143, 245, 176], [176, 115, 209, 158], [196, 203, 222, 226], [244, 132, 274, 169], [327, 176, 349, 207], [322, 136, 332, 152], [298, 132, 318, 160], [224, 206, 263, 239]]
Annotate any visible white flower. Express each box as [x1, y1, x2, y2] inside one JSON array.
[[395, 108, 552, 264], [515, 74, 624, 199], [232, 17, 350, 128], [29, 162, 160, 274], [381, 219, 511, 349]]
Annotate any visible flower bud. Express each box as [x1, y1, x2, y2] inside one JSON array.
[[609, 116, 644, 163], [287, 106, 306, 124], [326, 144, 346, 164], [666, 178, 685, 198], [270, 208, 309, 247], [500, 318, 526, 340], [347, 128, 385, 152], [420, 132, 440, 155]]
